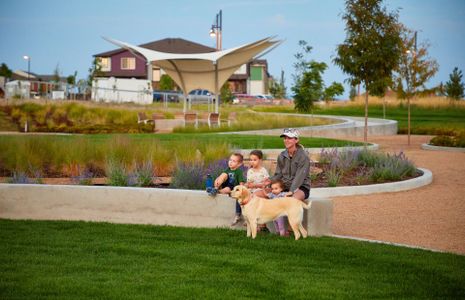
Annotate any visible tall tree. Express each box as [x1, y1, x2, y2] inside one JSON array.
[[334, 0, 402, 143], [292, 40, 327, 113], [444, 67, 464, 100], [394, 27, 438, 144]]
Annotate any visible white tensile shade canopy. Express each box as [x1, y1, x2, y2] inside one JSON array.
[[102, 36, 281, 112]]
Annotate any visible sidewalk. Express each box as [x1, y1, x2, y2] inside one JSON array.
[[331, 135, 465, 255]]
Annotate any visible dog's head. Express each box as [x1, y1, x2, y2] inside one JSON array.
[[230, 185, 251, 205]]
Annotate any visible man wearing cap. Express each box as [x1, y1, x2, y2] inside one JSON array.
[[266, 128, 311, 201]]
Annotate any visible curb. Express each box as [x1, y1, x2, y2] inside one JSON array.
[[421, 143, 465, 153], [239, 144, 379, 158], [311, 168, 432, 198]]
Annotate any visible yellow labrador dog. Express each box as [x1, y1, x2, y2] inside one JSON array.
[[230, 185, 310, 240]]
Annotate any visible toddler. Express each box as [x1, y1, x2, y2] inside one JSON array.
[[268, 179, 288, 236]]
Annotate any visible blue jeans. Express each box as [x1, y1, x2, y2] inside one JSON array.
[[236, 201, 242, 215]]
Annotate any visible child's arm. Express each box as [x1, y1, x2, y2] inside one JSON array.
[[214, 173, 228, 188]]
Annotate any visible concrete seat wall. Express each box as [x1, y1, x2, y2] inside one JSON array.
[[0, 184, 332, 236]]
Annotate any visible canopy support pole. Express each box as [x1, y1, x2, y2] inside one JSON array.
[[168, 59, 188, 113], [214, 61, 219, 113]]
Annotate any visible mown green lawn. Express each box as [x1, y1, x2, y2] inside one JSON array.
[[89, 133, 364, 149], [0, 220, 463, 299], [7, 132, 362, 149]]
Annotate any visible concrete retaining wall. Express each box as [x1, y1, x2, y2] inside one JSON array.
[[0, 184, 332, 237], [228, 114, 398, 138]]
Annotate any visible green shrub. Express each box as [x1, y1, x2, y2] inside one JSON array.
[[430, 130, 465, 147], [369, 152, 416, 183], [106, 160, 129, 186], [133, 161, 155, 187]]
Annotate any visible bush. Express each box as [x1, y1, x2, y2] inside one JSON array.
[[170, 162, 205, 190], [430, 130, 465, 148], [133, 161, 155, 187], [369, 152, 417, 183], [106, 160, 129, 186]]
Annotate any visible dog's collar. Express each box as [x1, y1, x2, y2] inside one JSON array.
[[240, 195, 252, 206]]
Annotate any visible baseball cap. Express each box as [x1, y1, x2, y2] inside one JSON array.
[[280, 128, 299, 139]]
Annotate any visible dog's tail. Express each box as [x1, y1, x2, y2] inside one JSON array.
[[301, 200, 311, 210]]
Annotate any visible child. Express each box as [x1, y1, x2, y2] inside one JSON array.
[[211, 153, 245, 225], [245, 150, 270, 232], [268, 179, 288, 236], [245, 150, 270, 195]]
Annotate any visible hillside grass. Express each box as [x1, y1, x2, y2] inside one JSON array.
[[253, 97, 465, 135], [1, 219, 464, 299]]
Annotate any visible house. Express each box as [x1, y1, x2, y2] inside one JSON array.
[[11, 70, 68, 98], [93, 38, 271, 95], [229, 59, 270, 95]]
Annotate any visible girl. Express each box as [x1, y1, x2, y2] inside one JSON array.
[[245, 150, 270, 195], [245, 150, 270, 232]]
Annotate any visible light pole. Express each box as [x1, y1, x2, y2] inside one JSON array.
[[23, 55, 31, 80], [209, 10, 222, 50], [209, 10, 222, 114]]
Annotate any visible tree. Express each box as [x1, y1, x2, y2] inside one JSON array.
[[394, 27, 438, 144], [67, 71, 78, 85], [87, 58, 103, 87], [0, 63, 13, 78], [334, 0, 403, 143], [349, 85, 357, 101], [159, 74, 175, 91], [323, 82, 345, 102], [444, 67, 464, 100], [220, 82, 234, 103], [270, 69, 287, 99], [53, 63, 61, 84], [292, 40, 327, 112]]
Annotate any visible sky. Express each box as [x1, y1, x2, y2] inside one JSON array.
[[1, 0, 464, 99]]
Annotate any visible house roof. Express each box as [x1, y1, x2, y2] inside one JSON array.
[[94, 38, 217, 57]]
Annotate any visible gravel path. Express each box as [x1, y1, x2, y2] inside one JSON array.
[[331, 135, 465, 255]]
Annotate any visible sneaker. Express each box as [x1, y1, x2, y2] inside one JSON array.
[[207, 187, 218, 197], [258, 225, 270, 233], [230, 214, 243, 226]]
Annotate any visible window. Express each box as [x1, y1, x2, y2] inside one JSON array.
[[152, 68, 160, 81], [99, 57, 111, 71], [121, 57, 136, 70]]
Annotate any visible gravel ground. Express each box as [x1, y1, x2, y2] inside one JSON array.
[[331, 134, 465, 255]]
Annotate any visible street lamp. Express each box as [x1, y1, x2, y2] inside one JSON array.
[[23, 55, 31, 80], [209, 10, 222, 50]]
